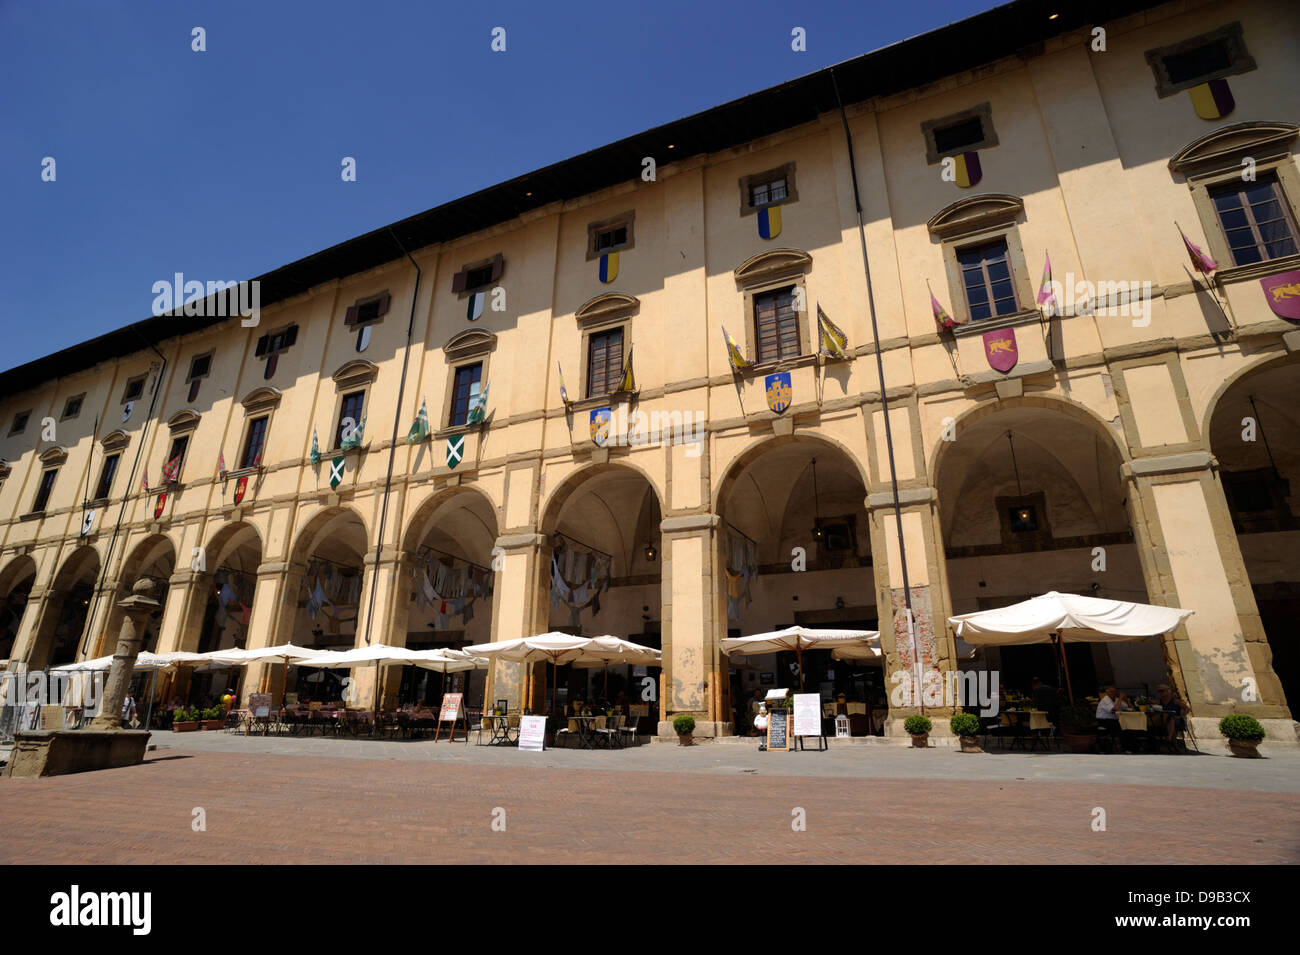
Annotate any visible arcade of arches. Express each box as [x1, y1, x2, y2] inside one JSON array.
[[2, 375, 1296, 738]]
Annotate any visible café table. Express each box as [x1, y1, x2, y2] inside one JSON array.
[[485, 714, 515, 745], [567, 714, 600, 749]]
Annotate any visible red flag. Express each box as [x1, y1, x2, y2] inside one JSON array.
[[931, 289, 964, 330], [1179, 224, 1217, 274], [217, 450, 228, 481], [141, 467, 149, 494], [160, 452, 182, 484]]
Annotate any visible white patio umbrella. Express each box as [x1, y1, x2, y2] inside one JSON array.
[[948, 591, 1193, 702], [291, 644, 430, 723], [463, 632, 594, 715], [406, 648, 489, 702], [720, 626, 880, 689], [570, 636, 662, 696]]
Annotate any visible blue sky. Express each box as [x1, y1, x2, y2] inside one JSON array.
[[0, 0, 998, 371]]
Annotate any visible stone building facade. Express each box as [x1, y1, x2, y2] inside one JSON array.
[[1, 0, 1296, 740]]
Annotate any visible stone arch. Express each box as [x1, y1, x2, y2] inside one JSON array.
[[202, 520, 264, 573], [540, 460, 665, 539], [1200, 350, 1300, 450], [713, 431, 870, 517], [288, 505, 369, 570], [28, 545, 101, 669], [0, 555, 38, 660], [401, 485, 500, 560]]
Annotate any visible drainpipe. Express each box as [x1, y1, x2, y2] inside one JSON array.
[[830, 70, 923, 715], [359, 229, 421, 646], [76, 329, 168, 659]]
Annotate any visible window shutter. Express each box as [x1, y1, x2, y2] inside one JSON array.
[[489, 253, 504, 283], [376, 292, 391, 317], [344, 305, 359, 326], [451, 270, 468, 294], [285, 325, 298, 348], [255, 334, 269, 357]]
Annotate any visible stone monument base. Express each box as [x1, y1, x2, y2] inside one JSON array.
[[3, 729, 152, 778]]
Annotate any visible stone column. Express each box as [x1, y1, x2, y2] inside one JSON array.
[[240, 562, 304, 706], [485, 532, 546, 712], [866, 486, 959, 732], [659, 513, 726, 737], [88, 579, 161, 730], [1124, 452, 1291, 726], [352, 548, 414, 710]]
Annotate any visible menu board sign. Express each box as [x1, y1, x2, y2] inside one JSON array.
[[518, 715, 546, 751], [766, 710, 790, 751], [438, 693, 463, 722], [792, 693, 821, 737], [250, 693, 273, 718]]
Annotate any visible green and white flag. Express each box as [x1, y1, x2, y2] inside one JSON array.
[[309, 428, 321, 467], [340, 415, 366, 450], [467, 382, 489, 425], [329, 456, 345, 489], [406, 398, 429, 445], [446, 434, 465, 469]]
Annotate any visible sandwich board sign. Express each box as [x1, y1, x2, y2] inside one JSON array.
[[250, 693, 272, 718], [519, 714, 546, 751], [793, 692, 827, 751], [434, 692, 465, 742]]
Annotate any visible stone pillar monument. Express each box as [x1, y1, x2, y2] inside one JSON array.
[[90, 579, 161, 730]]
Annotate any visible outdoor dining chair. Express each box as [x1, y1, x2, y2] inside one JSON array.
[[594, 714, 621, 748], [1028, 710, 1056, 751], [619, 712, 639, 746], [556, 717, 579, 748]]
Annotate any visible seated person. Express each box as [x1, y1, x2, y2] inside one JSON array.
[[1030, 677, 1058, 718], [1154, 683, 1189, 741], [1096, 685, 1133, 747]]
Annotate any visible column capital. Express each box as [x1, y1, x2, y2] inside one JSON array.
[[660, 513, 720, 535], [495, 532, 545, 551], [866, 486, 936, 510], [1123, 451, 1214, 478], [255, 560, 306, 578]]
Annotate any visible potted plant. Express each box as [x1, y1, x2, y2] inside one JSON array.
[[950, 712, 982, 753], [200, 705, 225, 731], [1058, 703, 1098, 753], [172, 707, 199, 733], [673, 714, 696, 746], [904, 714, 932, 748], [1219, 714, 1265, 758]]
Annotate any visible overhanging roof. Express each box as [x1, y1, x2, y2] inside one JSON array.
[[1, 0, 1165, 396]]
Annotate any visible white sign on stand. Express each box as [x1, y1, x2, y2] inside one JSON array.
[[793, 693, 822, 738], [518, 715, 547, 751]]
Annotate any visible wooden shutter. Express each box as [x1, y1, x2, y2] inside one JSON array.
[[451, 270, 468, 294], [754, 293, 779, 363], [376, 291, 391, 317], [489, 253, 504, 283], [285, 325, 298, 348], [255, 334, 270, 357], [775, 292, 799, 358], [344, 305, 359, 326]]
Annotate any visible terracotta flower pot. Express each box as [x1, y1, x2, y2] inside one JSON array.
[[1228, 739, 1262, 758], [959, 735, 983, 753], [910, 733, 928, 748], [677, 733, 693, 746], [201, 719, 224, 731], [173, 721, 198, 733]]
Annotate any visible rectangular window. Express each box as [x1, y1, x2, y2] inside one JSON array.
[[32, 468, 58, 513], [933, 116, 985, 154], [1209, 173, 1299, 266], [753, 287, 801, 363], [958, 240, 1018, 321], [464, 265, 493, 290], [1163, 40, 1232, 85], [240, 416, 268, 469], [165, 435, 189, 481], [586, 329, 624, 398], [187, 354, 211, 380], [94, 454, 120, 501], [123, 375, 145, 402], [334, 391, 365, 448], [9, 411, 30, 435], [595, 224, 628, 252], [62, 395, 84, 420], [749, 178, 788, 208], [449, 364, 483, 427]]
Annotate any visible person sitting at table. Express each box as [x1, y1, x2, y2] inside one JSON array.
[[1031, 677, 1057, 718], [1096, 685, 1132, 747], [1154, 683, 1189, 742]]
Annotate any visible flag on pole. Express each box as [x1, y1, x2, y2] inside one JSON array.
[[309, 428, 321, 467], [406, 398, 429, 444], [930, 286, 964, 330], [615, 346, 635, 392], [340, 416, 366, 450], [723, 326, 752, 371], [1036, 251, 1057, 310], [141, 467, 149, 494], [467, 383, 489, 425], [160, 452, 182, 485], [558, 362, 571, 406], [217, 450, 228, 484], [816, 304, 850, 359], [1178, 223, 1218, 274]]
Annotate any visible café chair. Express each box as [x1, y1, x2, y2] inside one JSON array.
[[556, 718, 579, 748], [1028, 710, 1055, 751], [620, 712, 639, 745]]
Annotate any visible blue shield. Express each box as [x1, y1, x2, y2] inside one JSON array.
[[765, 372, 792, 415], [589, 408, 612, 446]]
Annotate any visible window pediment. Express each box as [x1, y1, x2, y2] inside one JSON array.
[[927, 194, 1024, 239], [167, 410, 200, 435], [39, 446, 68, 466], [733, 248, 812, 287], [241, 386, 282, 412], [443, 329, 497, 361], [575, 291, 640, 327], [1169, 122, 1299, 180], [331, 359, 379, 390], [101, 430, 130, 453]]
